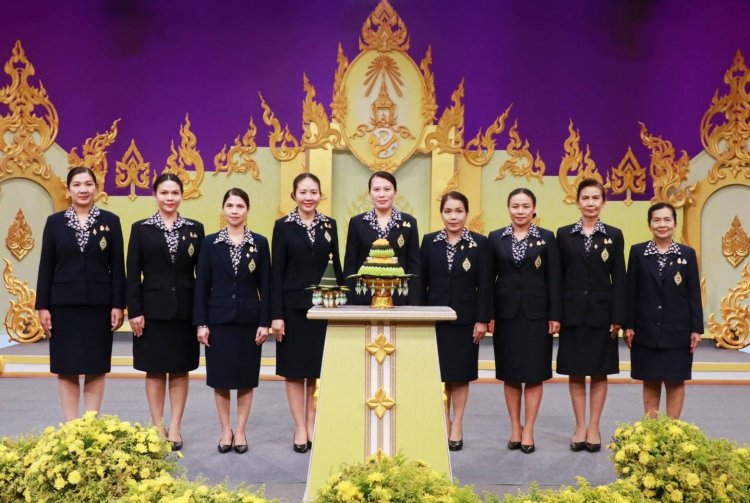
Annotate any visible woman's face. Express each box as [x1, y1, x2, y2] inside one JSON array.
[[223, 195, 248, 228], [508, 193, 535, 228], [441, 198, 467, 234], [154, 180, 183, 216], [293, 177, 321, 214], [649, 207, 675, 241], [577, 186, 605, 220], [369, 176, 396, 212], [67, 173, 97, 208]]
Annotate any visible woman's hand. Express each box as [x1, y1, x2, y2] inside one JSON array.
[[548, 320, 560, 335], [111, 308, 124, 331], [130, 315, 145, 337], [609, 323, 621, 340], [472, 322, 488, 344], [624, 329, 634, 348], [197, 326, 210, 347], [690, 332, 701, 354], [256, 326, 269, 345], [39, 309, 52, 337], [271, 319, 285, 342], [488, 319, 495, 334]]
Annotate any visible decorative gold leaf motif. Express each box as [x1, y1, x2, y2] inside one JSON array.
[[365, 332, 396, 364], [5, 209, 33, 260], [115, 139, 151, 201], [437, 166, 461, 202], [365, 387, 396, 419], [464, 105, 512, 167], [259, 92, 302, 162], [700, 49, 750, 184], [300, 74, 342, 150], [422, 80, 465, 154], [162, 114, 204, 200], [330, 44, 349, 124], [0, 40, 58, 182], [640, 122, 695, 208], [359, 0, 409, 53], [496, 119, 545, 182], [558, 120, 604, 204], [419, 46, 437, 125], [68, 118, 120, 203], [468, 212, 484, 234], [605, 146, 646, 206], [3, 258, 44, 343], [214, 118, 261, 180], [708, 264, 750, 349], [722, 216, 750, 268]]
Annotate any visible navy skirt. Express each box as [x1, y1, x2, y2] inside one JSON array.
[[133, 319, 199, 373], [493, 316, 552, 383], [436, 322, 478, 383], [49, 305, 113, 375], [205, 323, 262, 389], [630, 343, 693, 381], [275, 308, 327, 379]]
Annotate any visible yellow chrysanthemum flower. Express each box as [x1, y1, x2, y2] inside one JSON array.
[[67, 470, 81, 484], [642, 474, 657, 488]]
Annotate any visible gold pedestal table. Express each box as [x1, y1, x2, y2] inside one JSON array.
[[303, 305, 456, 502]]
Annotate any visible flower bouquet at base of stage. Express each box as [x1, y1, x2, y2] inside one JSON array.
[[308, 254, 349, 308], [347, 238, 414, 309]]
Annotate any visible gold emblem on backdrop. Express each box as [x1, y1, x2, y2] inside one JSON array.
[[115, 139, 151, 201], [214, 117, 262, 180], [722, 216, 750, 268], [558, 120, 606, 204], [708, 264, 750, 349], [68, 119, 120, 203], [162, 114, 204, 200], [497, 120, 546, 181], [3, 259, 44, 343], [606, 146, 646, 206], [365, 387, 396, 419], [640, 122, 695, 208], [5, 209, 34, 261], [365, 332, 396, 364]]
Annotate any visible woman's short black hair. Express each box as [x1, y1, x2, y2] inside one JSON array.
[[222, 187, 250, 207], [368, 170, 397, 191], [66, 166, 97, 188], [440, 191, 469, 212], [576, 178, 606, 201], [648, 202, 677, 224], [153, 172, 183, 193], [507, 187, 536, 207]]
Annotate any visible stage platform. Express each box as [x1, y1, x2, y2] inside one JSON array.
[[2, 333, 749, 382]]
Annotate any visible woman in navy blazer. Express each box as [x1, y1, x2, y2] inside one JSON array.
[[624, 203, 702, 419], [126, 173, 204, 450], [344, 171, 420, 306], [488, 188, 561, 454], [36, 167, 125, 421], [194, 188, 270, 453], [420, 191, 491, 452], [271, 173, 343, 453], [556, 178, 626, 453]]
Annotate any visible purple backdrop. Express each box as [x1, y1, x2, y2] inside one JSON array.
[[2, 0, 749, 199]]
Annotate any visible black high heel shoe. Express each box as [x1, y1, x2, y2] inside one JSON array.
[[293, 435, 309, 453], [170, 434, 183, 452], [520, 443, 536, 454], [570, 433, 586, 452], [233, 432, 248, 454], [448, 438, 464, 451], [218, 431, 234, 454]]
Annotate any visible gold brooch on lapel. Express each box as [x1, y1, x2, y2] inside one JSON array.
[[541, 239, 546, 245], [528, 241, 534, 247], [92, 228, 97, 235], [249, 258, 256, 272], [324, 231, 331, 243], [182, 236, 186, 240], [674, 271, 683, 286], [188, 243, 195, 257], [249, 246, 257, 253], [105, 225, 110, 231], [462, 257, 471, 272], [534, 255, 542, 269], [604, 238, 612, 244], [99, 236, 107, 251], [468, 241, 477, 248], [397, 234, 405, 248], [402, 221, 411, 228], [601, 248, 609, 262], [594, 244, 598, 249]]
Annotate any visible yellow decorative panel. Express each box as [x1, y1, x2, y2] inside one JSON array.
[[115, 139, 151, 201], [5, 209, 33, 261]]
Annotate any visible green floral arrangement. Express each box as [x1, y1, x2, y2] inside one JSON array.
[[0, 435, 36, 503], [119, 473, 276, 502], [314, 453, 494, 503], [502, 479, 646, 503], [21, 412, 178, 503], [610, 415, 750, 502]]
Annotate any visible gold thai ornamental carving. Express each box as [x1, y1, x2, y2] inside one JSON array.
[[366, 332, 396, 364], [606, 146, 646, 206], [0, 40, 58, 182], [463, 105, 511, 167], [640, 122, 695, 207], [359, 0, 409, 52], [69, 119, 120, 202], [419, 46, 437, 125], [708, 264, 750, 349], [115, 139, 151, 201], [162, 114, 204, 200], [496, 119, 546, 182], [558, 120, 604, 204], [214, 118, 261, 180], [3, 258, 44, 343], [5, 209, 33, 261], [330, 44, 350, 124], [468, 212, 485, 234], [366, 387, 396, 419], [722, 216, 750, 268], [422, 80, 465, 154], [300, 74, 342, 150], [259, 93, 302, 162], [700, 49, 750, 184]]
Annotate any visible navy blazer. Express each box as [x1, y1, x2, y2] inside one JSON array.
[[420, 231, 493, 325], [488, 226, 562, 321], [343, 211, 421, 305], [625, 242, 703, 349], [193, 231, 271, 327], [556, 223, 626, 328], [36, 209, 126, 309], [126, 218, 204, 321], [270, 216, 343, 318]]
